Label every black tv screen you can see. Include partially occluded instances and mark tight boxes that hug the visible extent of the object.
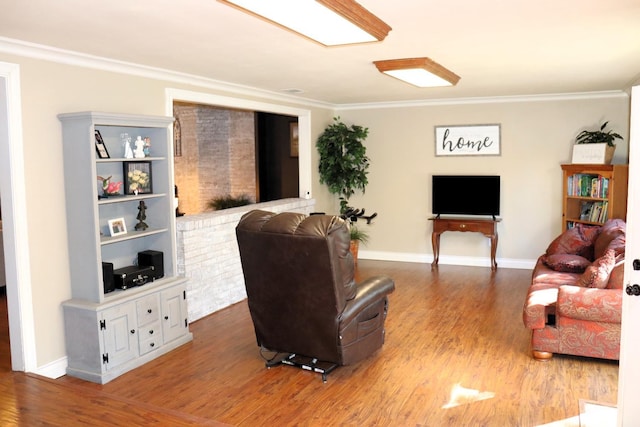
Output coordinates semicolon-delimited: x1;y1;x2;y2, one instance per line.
432;175;500;216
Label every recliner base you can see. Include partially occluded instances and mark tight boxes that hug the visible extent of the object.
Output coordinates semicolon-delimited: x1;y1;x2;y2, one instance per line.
266;353;338;383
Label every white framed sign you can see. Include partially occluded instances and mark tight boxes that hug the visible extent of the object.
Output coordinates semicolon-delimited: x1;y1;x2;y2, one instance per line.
435;124;501;156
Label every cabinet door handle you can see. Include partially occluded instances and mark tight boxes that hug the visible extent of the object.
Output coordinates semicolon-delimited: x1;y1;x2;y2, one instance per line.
164;315;169;320
147;309;152;314
130;329;135;335
149;330;154;335
150;343;155;348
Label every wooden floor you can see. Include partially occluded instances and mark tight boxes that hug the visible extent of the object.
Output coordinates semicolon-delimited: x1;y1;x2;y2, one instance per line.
0;261;619;426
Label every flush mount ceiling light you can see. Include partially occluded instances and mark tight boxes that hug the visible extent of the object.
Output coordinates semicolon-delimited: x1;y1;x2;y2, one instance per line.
219;0;391;46
373;58;460;88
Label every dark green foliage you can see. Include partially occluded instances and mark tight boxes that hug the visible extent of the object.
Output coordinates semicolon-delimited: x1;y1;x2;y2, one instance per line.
316;117;370;214
207;194;252;210
575;121;623;147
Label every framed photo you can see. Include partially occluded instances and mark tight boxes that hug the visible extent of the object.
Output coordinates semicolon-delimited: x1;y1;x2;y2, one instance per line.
108;217;127;237
95;130;110;159
290;122;299;158
434;124;501;157
124;161;152;195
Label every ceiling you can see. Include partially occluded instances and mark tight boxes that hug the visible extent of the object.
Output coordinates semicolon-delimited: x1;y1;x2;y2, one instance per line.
2;0;640;106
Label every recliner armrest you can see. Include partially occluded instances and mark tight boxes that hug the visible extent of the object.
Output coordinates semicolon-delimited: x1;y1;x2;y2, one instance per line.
557;285;622;323
340;276;395;325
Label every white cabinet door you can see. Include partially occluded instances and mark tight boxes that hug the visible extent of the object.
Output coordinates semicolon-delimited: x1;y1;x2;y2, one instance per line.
161;286;188;344
101;303;137;370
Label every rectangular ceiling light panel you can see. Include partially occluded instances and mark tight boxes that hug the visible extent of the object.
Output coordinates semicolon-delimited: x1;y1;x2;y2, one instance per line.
374;58;460;88
220;0;391;46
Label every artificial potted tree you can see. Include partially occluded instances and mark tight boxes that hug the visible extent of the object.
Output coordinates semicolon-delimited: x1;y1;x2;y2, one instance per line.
317;117;370;215
317;117;372;263
573;121;623;164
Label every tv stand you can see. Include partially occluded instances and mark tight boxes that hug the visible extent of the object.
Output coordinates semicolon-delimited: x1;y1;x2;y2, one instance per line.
429;216;501;271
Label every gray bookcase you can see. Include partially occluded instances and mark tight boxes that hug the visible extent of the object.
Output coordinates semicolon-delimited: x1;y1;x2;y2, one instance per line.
59;112;192;384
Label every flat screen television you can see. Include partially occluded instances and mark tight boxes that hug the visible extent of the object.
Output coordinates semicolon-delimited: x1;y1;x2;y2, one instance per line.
432;175;500;217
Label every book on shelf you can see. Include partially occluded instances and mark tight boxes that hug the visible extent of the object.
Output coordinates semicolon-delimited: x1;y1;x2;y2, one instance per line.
578;200;609;224
567;174;609;198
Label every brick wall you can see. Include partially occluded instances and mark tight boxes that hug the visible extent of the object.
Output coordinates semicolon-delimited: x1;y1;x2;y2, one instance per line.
173;103;256;215
176;198;315;322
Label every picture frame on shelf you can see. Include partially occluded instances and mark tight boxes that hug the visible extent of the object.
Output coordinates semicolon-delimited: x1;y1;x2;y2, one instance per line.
95;130;110;159
124;161;152;195
108;217;127;237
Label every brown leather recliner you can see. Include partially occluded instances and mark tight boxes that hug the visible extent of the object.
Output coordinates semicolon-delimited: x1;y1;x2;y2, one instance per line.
236;210;395;374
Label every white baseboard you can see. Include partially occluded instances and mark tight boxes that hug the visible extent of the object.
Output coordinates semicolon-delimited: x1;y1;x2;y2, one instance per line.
33;356;67;379
358;250;536;270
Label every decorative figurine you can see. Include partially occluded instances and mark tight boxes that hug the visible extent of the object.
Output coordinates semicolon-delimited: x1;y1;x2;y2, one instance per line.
134;201;148;231
134;136;146;158
121;133;134;159
97;175;122;198
143;137;151;156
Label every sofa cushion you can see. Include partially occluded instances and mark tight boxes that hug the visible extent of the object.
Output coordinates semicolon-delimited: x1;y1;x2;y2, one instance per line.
542;254;591;273
579;248;616;288
546;226;600;260
531;257;582;287
594;219;626;259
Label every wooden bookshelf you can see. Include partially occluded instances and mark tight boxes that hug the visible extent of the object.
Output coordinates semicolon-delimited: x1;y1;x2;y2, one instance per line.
561;164;628;230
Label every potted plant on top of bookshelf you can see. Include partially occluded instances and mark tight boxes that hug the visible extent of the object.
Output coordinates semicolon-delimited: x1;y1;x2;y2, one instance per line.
572;121;623;164
317;117;370;215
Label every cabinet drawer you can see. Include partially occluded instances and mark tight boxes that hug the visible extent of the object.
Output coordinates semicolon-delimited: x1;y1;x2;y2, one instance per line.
139;335;161;355
138;320;162;355
434;219;493;234
136;294;160;326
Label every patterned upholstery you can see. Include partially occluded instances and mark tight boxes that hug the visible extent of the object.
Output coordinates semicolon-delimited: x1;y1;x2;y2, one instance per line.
522;219;625;361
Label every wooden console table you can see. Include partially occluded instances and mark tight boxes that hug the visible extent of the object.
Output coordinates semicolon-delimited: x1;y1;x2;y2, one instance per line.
430;216;501;271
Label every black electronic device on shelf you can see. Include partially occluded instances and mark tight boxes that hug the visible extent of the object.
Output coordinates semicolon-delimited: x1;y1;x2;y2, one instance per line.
112;265;155;290
138;250;164;280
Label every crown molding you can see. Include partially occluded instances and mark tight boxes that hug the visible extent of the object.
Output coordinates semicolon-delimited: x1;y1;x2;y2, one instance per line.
0;37;333;110
0;37;630;112
336;90;629;111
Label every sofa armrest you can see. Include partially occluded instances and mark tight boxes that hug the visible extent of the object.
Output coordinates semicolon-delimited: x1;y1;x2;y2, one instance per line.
557;285;622;323
340;276;395;326
523;286;558;329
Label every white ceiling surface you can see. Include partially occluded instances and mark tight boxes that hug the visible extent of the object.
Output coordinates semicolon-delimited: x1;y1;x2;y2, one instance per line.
1;0;640;105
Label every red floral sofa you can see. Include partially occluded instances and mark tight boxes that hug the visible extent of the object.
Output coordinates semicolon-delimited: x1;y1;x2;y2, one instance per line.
522;219;625;361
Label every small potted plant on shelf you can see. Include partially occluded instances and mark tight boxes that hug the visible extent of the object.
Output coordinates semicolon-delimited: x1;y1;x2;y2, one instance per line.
573;121;623;164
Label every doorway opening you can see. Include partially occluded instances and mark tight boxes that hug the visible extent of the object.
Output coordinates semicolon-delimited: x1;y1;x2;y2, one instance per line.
167;89;311;215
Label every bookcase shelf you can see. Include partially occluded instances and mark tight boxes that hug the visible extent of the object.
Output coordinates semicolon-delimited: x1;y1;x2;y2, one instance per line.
561;164;628;230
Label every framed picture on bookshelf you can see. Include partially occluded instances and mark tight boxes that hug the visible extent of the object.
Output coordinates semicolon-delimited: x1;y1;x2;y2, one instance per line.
108;217;127;237
434;124;501;156
124;161;152;195
95;130;110;159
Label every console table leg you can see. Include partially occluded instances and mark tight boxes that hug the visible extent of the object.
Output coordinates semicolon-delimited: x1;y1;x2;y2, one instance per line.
490;233;498;270
431;232;441;269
